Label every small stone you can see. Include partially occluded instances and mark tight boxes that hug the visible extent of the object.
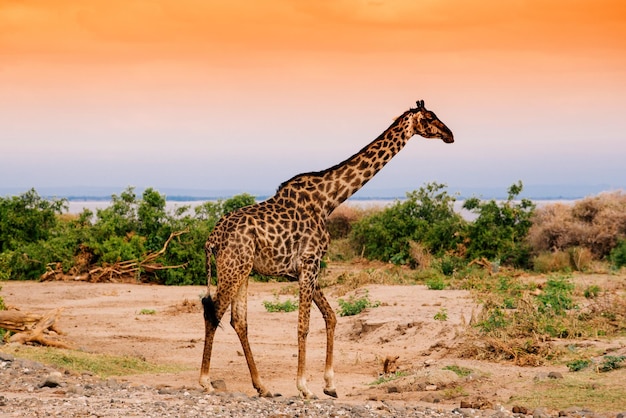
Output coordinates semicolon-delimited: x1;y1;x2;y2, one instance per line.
38;371;63;388
211;379;227;391
453;407;477;417
533;407;551;418
513;405;529;414
548;371;563;379
421;393;440;403
0;353;15;362
386;385;399;393
106;378;120;389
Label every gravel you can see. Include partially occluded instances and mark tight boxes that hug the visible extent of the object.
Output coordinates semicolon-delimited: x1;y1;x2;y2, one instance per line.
1;352;621;417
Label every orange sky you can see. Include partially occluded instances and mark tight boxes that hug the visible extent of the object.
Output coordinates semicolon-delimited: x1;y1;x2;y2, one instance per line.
4;1;625;80
1;1;626;196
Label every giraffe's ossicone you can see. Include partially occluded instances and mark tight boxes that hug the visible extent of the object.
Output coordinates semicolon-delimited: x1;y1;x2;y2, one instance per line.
199;100;454;399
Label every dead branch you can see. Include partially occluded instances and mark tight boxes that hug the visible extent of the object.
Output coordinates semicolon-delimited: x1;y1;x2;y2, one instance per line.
42;229;190;282
1;308;72;349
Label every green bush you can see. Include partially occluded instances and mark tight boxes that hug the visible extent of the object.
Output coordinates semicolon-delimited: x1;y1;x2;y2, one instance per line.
0;189;67;253
536;275;575;315
349;182;465;265
567;359;591;372
599;355;625;372
609;239;626;269
0;187;256;284
425;275;447;290
262;297;299;313
337;290;380;316
462;181;535;268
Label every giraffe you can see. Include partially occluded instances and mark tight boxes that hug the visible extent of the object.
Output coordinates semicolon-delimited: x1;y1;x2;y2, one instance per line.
199;100;454;399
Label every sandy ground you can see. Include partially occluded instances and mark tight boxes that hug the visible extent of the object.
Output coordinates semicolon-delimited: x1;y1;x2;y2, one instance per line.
1;265;625;413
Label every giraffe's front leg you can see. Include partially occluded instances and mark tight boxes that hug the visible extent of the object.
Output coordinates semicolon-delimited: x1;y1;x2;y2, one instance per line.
313;284;338;398
296;277;317;399
231;279;274;398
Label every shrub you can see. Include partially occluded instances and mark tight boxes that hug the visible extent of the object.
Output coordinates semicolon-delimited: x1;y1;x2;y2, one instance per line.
532;251;571;273
337;290;380;316
462;181;535;267
426;275;447;290
568;246;593;271
528;191;626;259
567;359;591;372
262;296;298;313
0;189;67;253
609;239;626;269
584;285;601;299
349;182;465;265
599;355;625;372
0;187;257;284
536;275;575;315
434;308;448;321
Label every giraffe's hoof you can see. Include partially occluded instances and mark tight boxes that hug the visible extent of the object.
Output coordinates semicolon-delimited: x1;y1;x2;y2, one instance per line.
323;388;338;398
257;387;279;398
302;392;318;400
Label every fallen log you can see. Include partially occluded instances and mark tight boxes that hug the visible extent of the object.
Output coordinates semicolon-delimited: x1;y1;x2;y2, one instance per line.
0;308;72;349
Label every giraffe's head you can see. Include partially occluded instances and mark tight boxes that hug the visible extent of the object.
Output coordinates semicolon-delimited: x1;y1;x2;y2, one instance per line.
407;100;454;144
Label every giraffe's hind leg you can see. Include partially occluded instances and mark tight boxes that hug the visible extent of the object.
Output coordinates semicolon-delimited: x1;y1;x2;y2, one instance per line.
199;252;247;392
230;278;274;397
313;283;338;398
199;291;230;392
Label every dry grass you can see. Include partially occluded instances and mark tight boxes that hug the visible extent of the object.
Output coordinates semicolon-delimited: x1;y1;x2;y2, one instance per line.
510;367;626;413
408;241;433;269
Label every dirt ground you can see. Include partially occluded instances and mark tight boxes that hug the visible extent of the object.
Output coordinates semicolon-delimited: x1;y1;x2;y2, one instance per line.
1;263;625;413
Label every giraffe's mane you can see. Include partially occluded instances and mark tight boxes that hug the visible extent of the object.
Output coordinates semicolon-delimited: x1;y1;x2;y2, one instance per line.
274;108;415;194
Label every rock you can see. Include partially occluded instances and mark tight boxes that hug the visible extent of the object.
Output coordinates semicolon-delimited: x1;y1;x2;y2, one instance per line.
533;407;551;418
548;371;563;379
0;353;15;362
420;393;440;403
106;378;120;389
513;405;530;414
38;371;63;388
452;407;478;417
211;379;227;391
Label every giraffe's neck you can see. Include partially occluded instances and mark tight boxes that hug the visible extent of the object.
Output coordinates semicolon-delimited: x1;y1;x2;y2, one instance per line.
273;111;415;218
322;112;413;211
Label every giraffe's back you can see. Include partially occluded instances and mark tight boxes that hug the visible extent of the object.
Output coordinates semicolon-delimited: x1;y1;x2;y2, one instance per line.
206;201;327;279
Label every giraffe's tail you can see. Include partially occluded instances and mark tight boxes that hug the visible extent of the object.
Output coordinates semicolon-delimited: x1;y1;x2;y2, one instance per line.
203;239;220;329
202;294;219;329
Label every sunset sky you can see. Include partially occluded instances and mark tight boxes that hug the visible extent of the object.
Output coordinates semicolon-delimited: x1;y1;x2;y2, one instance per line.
1;0;625;199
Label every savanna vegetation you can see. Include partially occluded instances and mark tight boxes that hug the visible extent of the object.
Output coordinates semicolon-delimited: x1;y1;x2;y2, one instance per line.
1;183;625;362
1;182;626;285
